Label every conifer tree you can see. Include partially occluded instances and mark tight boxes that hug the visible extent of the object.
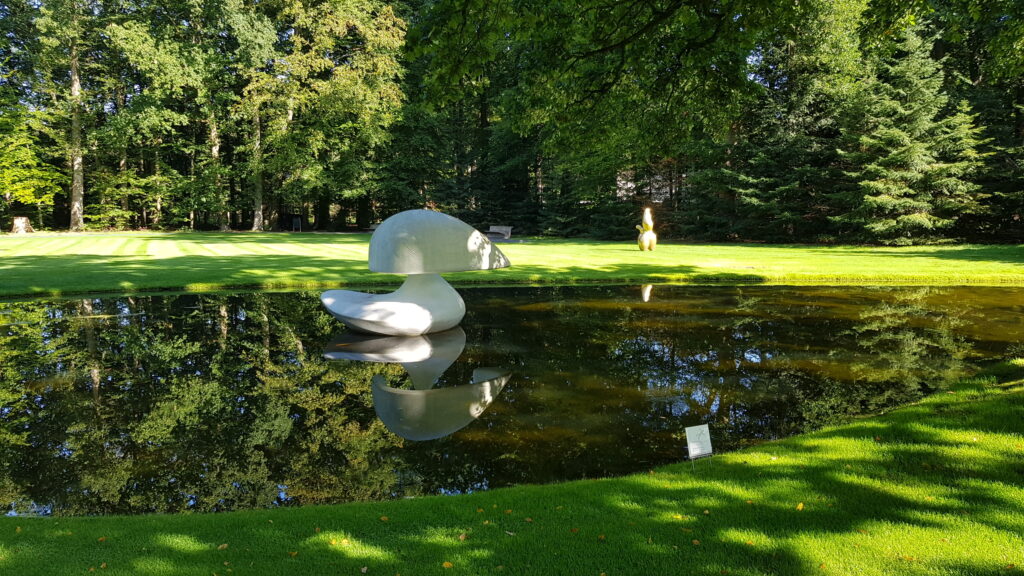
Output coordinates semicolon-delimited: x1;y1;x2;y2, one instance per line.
832;29;987;244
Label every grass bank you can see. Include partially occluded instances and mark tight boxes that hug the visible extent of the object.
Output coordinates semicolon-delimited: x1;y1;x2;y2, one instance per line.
0;360;1021;575
0;232;1022;297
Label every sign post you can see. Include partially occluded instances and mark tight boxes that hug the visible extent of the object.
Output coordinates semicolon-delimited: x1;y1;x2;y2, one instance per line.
685;424;713;470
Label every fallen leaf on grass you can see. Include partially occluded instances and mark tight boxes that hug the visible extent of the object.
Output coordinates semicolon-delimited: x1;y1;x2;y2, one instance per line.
100;563;107;569
703;510;710;515
476;508;484;513
570;528;579;533
524;518;533;523
288;551;298;558
692;540;701;546
98;537;107;543
443;562;454;569
361;567;368;574
459;533;468;541
672;514;683;520
379;516;389;522
505;531;516;536
218;544;229;550
598;534;606;541
796;503;805;511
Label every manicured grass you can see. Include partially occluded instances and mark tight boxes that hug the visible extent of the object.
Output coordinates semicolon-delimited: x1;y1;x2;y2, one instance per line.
0;231;1022;297
1;360;1021;575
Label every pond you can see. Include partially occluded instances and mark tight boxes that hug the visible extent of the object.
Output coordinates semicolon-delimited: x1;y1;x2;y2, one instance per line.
1;285;1021;516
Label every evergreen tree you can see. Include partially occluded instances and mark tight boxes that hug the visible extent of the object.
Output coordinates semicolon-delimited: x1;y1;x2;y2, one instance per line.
831;29;987;244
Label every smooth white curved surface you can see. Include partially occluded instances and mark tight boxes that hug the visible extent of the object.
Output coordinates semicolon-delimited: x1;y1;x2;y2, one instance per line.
321;273;466;336
371;368;511;441
323;328;467;389
369;210;511;273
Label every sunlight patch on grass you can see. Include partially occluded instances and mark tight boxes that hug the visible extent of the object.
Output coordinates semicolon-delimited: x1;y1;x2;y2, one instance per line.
129;557;180;575
153;533;209;553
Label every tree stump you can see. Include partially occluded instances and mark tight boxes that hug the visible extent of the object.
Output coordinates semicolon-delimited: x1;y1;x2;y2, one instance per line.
11;217;34;234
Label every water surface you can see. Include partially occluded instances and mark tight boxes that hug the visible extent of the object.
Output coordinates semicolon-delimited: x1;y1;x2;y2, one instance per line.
0;285;1020;516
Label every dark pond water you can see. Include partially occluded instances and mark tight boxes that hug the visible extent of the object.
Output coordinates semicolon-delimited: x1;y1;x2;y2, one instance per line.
1;285;1021;516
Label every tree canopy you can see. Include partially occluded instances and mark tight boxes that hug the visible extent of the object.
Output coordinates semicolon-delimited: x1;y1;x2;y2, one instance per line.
0;0;1020;243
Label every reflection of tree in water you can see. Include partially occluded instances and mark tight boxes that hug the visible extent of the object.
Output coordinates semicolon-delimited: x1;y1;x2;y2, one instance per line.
0;286;998;515
603;287;972;445
843;287;969;400
0;293;407;515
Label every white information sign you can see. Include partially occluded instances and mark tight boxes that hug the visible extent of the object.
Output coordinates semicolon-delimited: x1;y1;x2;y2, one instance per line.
685;424;713;460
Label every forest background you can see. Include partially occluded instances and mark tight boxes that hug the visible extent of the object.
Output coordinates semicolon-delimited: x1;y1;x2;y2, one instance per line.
1;0;1021;245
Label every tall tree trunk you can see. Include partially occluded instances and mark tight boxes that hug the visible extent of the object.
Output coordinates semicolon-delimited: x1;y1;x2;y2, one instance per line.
152;144;162;226
69;39;85;231
209;113;229;231
251;110;264;231
535;152;544;202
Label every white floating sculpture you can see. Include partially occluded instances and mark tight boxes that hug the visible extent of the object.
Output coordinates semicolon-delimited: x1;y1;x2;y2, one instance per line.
371;369;511;441
636;207;657;251
324;328;466;389
321;210;511;336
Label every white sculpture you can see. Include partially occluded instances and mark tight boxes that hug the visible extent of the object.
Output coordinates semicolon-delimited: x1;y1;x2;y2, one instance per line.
321;210;510;336
322;328;510;441
324;328;466;389
371;369;510;441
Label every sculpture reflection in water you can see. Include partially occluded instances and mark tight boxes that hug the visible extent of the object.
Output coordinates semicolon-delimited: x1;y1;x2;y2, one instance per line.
324;327;510;441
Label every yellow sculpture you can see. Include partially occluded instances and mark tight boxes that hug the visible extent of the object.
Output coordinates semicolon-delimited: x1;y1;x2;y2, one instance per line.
636;207;657;251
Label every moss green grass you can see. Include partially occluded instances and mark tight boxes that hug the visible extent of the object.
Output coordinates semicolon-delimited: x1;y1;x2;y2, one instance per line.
0;360;1021;575
0;232;1022;297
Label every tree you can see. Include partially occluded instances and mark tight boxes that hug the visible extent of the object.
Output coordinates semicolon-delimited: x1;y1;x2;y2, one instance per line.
831;29;987;244
0;91;64;228
35;0;104;231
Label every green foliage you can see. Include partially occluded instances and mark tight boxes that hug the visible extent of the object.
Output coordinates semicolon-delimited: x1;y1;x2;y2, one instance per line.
0;0;1019;242
832;29;987;244
0;105;64;218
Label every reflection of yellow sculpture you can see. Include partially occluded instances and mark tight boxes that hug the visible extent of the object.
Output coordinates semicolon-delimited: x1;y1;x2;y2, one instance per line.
636;208;657;251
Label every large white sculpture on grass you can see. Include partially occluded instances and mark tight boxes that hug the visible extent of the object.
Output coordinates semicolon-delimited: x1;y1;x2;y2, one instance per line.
321;210;511;336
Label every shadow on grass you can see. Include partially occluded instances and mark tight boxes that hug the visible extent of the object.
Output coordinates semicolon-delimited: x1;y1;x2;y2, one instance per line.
0;252;769;299
0;372;1020;575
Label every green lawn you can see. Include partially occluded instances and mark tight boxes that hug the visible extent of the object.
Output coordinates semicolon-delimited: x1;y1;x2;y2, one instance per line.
0;360;1021;576
0;231;1022;297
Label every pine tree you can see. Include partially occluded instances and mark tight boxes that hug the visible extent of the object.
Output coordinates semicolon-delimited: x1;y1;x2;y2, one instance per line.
832;29;987;245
